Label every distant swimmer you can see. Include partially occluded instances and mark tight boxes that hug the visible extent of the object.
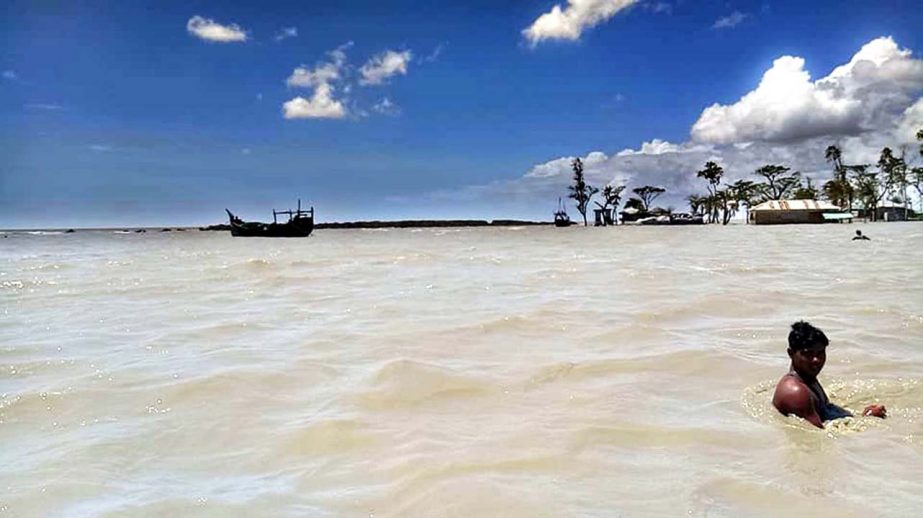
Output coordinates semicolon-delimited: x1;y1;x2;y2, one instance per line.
852;230;871;240
772;321;886;428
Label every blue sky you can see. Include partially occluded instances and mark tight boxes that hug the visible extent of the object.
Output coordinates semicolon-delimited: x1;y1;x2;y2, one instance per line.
2;0;922;227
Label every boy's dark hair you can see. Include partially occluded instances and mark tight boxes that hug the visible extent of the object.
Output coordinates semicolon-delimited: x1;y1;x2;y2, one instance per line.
788;321;829;351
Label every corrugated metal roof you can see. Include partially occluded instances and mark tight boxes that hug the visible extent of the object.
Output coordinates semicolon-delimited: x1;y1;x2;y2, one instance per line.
750;200;842;211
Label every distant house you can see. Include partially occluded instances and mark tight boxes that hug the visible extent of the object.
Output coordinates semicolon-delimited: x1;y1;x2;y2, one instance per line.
854;200;916;221
748;200;853;225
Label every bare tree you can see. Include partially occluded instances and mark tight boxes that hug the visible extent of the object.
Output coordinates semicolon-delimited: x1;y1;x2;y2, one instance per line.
567;158;598;226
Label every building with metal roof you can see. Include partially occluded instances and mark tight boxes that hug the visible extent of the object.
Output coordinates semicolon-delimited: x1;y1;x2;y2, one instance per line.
748;199;853;225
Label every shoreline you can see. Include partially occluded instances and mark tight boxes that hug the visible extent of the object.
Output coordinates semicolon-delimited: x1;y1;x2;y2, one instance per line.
1;219;553;233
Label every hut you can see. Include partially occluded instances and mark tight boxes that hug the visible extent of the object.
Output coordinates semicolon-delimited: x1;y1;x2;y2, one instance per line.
748;200;853;225
854;200;916;221
593;207;614;226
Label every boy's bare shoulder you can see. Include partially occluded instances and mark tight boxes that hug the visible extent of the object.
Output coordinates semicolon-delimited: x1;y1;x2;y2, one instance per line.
772;376;814;413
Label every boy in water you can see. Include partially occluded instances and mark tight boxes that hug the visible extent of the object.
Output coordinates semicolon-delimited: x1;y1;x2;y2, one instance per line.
772;321;886;428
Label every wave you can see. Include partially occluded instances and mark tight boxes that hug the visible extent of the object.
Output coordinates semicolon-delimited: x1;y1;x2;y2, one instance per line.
357;359;493;409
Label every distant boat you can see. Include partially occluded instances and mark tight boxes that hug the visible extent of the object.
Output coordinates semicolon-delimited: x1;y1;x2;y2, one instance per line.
554;198;572;227
226;200;314;237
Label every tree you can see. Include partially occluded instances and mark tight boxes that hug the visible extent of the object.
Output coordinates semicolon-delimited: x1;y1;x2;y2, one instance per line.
632;186;666;212
754;165;801;200
914;129;923;214
792;177;819;200
696;161;724;223
728;180;758;224
824;144;855;210
687;194;706;216
825;145;843;173
594;184;626;225
567;158;598;226
911;166;923;214
878;147;910;220
624;197;645;211
851;165;879;220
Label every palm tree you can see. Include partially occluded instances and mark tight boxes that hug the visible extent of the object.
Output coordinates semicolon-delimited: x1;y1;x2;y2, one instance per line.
824;144;855;210
567;158;598;226
687;194;706;216
728;180;757;223
594;184;626;225
825;145;843;172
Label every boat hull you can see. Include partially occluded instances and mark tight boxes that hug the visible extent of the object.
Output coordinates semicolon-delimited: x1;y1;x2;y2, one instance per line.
226;209;313;237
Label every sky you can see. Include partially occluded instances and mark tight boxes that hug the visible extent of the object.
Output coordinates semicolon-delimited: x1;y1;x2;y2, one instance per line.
2;0;923;228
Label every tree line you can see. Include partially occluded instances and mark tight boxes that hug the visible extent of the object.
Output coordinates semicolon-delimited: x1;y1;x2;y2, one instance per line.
566;127;923;226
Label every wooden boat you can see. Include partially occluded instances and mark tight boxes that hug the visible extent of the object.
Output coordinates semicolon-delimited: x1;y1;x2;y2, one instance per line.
225;200;314;237
554;198;572;227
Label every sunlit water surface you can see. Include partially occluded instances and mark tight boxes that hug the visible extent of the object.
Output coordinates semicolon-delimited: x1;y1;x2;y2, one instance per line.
1;224;922;517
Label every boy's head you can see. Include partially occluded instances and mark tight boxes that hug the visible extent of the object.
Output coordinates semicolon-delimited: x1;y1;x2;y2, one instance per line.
787;321;828;378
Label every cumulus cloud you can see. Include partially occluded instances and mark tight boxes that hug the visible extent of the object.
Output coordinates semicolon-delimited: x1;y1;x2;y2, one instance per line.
283;43;352;119
283;85;347;119
712;11;748;29
523;0;638;46
274;27;298;41
359;50;412;86
186;15;248;43
691;36;923;144
435;36;923;214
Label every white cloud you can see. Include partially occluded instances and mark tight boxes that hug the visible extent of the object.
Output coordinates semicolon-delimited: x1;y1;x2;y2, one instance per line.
286;42;351;88
274;27;298;42
24;103;63;110
645;2;672;15
2;70;17;80
283;43;352;120
359;50;413;86
372;97;401;116
424;43;445;63
89;145;112;152
712;11;748;29
691;36;923;144
434;36;923;215
283;84;346;119
523;0;638;46
241;148;252;155
186;15;248;43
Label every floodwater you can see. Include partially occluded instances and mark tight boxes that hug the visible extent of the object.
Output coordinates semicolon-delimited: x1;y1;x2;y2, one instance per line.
1;224;921;516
